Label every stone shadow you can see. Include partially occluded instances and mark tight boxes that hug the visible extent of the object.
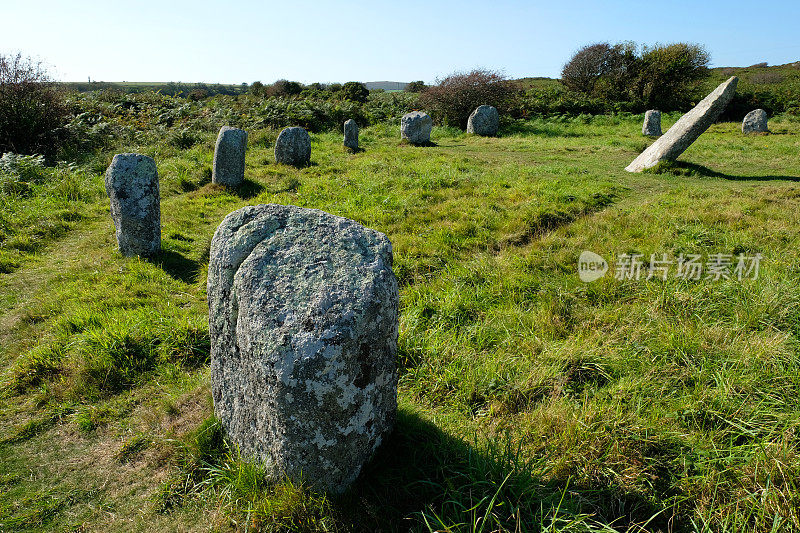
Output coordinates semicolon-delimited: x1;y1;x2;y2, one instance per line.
500;122;584;138
231;178;266;200
652;161;800;182
331;408;675;532
148;249;200;284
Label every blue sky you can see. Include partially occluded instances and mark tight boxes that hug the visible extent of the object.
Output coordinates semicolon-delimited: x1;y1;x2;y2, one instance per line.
3;0;800;83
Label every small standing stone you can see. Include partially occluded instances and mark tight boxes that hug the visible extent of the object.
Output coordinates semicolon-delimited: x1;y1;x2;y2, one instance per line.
105;153;161;257
742;109;768;134
642;110;662;136
212;126;247;187
400;111;432;145
208;204;399;493
467;105;499;136
343;119;359;150
275;127;311;167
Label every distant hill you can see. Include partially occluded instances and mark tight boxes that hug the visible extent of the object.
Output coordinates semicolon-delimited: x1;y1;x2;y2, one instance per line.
365;81;408;91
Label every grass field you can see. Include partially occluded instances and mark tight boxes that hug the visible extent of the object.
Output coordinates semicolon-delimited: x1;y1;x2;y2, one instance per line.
1;113;800;531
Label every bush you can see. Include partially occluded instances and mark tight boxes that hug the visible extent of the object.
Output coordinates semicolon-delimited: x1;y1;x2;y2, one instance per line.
560;41;710;111
419;69;515;128
633;43;710;109
0;53;69;157
561;42;636;97
267;79;303;97
341;81;369;103
249;81;265;96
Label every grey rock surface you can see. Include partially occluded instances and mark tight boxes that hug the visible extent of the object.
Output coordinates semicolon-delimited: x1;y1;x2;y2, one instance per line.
742;109;768;133
275;127;311;166
212;126;247;187
105;153;161;257
343;119;359;150
642;110;662;136
400;111;432;145
208;204;399;493
625;77;739;172
466;105;499;136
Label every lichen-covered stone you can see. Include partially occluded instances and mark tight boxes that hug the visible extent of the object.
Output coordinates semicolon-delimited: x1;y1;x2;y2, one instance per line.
400;111;432;145
467;105;499;136
626;77;738;172
208;204;399;493
212;126;247;187
274;127;311;167
343;119;359;150
742;109;768;133
642;110;662;136
105;153;160;257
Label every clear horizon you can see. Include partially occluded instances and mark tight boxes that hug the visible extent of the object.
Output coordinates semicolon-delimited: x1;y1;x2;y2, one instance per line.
3;0;800;85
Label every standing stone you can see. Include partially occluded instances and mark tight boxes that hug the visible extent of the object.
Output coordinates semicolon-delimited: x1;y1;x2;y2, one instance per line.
742;109;768;133
467;105;499;136
343;119;359;150
400;111;432;145
642;110;662;136
625;77;739;172
208;204;399;493
212;126;247;187
275;127;311;166
105;153;160;257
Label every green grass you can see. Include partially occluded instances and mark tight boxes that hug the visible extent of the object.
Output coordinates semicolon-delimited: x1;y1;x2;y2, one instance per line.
1;112;800;531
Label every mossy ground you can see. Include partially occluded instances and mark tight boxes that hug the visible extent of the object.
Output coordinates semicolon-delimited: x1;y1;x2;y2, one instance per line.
1;114;800;531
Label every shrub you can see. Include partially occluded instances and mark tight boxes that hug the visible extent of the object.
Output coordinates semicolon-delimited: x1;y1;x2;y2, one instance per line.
0;53;69;157
560;41;710;111
249;81;265;96
561;42;636;97
187;88;209;101
632;43;710;109
419;69;515;128
267;79;303;97
341;81;369;103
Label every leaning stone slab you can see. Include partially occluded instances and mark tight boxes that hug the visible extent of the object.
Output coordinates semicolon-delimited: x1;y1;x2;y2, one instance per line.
642;110;662;136
275;127;311;166
625;77;738;172
208;204;399;493
401;111;432;145
105;153;160;257
742;109;768;133
467;105;499;136
212;126;247;187
343;119;359;150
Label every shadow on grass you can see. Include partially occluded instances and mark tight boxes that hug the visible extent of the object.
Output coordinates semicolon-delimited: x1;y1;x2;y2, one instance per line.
234;178;266;200
650;161;800;182
400;140;439;147
500;122;584;138
333;408;674;531
149;249;199;284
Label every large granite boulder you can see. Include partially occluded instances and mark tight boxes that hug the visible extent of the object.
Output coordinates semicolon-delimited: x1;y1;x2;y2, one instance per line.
467;105;499;136
642;110;662;136
208;204;399;493
275;127;311;166
343;119;359;150
742;109;768;133
400;111;432;145
105;153;160;257
625;77;738;172
212;126;247;187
